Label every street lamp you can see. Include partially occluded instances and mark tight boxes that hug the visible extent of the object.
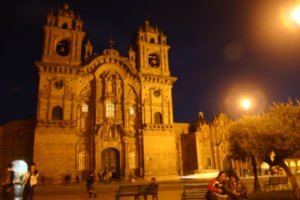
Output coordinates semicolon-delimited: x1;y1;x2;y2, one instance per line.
291;6;300;25
240;98;251;111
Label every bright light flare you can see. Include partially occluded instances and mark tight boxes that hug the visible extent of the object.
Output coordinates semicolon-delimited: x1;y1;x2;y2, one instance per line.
291;6;300;25
240;99;251;111
281;3;300;31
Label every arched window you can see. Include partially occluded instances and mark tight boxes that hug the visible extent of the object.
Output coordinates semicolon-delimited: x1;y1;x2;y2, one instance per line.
150;38;155;43
78;151;88;170
52;106;63;120
105;101;115;118
62;23;68;29
154;112;162;124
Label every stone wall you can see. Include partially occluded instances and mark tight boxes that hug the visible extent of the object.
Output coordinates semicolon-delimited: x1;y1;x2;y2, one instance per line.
0;120;35;173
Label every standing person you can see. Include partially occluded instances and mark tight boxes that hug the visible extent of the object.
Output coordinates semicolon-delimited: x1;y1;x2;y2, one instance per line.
224;172;247;200
22;163;39;200
86;171;97;198
1;163;14;200
206;171;228;200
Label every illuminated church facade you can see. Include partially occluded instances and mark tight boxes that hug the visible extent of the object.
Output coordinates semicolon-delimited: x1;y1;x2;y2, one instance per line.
33;4;183;183
0;4;264;184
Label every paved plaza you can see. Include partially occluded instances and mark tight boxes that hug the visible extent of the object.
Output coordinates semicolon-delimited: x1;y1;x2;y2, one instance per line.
3;176;298;200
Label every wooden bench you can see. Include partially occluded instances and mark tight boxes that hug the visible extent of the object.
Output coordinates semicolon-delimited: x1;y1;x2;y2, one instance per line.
115;184;158;200
263;176;288;191
181;183;207;200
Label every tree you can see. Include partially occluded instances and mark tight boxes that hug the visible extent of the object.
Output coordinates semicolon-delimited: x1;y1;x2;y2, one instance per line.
228;100;300;198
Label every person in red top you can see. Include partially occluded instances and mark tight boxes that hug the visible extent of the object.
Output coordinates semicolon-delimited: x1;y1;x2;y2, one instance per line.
206;171;228;200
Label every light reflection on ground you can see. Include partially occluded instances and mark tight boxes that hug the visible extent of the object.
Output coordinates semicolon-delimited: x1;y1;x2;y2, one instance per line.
181;170;219;180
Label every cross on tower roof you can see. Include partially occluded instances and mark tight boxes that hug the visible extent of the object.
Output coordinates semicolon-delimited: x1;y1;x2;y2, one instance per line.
108;37;115;49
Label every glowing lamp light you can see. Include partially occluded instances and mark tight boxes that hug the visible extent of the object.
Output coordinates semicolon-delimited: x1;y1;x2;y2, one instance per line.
291;6;300;25
241;99;251;111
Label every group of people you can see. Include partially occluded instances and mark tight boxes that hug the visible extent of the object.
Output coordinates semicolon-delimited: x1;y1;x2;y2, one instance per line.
99;168;113;183
206;171;248;200
1;162;39;200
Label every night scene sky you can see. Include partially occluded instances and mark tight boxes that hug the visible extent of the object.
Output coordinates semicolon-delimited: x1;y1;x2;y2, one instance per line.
1;0;300;125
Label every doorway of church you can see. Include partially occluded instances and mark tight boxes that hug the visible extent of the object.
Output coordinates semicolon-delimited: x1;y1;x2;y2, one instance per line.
101;148;120;179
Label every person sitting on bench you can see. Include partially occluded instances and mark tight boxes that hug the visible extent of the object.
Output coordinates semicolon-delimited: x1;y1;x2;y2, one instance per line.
206;171;228;200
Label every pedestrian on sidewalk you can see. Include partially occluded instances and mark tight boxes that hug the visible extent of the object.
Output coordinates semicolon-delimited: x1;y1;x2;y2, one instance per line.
1;163;15;200
86;171;97;198
22;162;39;200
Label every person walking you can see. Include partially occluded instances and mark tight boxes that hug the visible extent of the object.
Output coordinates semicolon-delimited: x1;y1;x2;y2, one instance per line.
86;171;97;198
1;163;14;200
22;163;39;200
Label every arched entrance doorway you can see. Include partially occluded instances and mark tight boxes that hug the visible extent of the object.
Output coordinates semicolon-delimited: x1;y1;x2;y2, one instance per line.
101;148;120;179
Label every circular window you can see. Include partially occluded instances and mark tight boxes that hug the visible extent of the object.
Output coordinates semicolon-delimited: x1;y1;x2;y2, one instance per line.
154;90;161;97
54;80;64;89
56;39;70;56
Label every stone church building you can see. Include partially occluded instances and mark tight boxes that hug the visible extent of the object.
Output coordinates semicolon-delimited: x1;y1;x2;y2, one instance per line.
0;4;249;184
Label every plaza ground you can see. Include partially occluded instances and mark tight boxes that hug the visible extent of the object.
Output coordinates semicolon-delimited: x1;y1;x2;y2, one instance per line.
5;175;299;200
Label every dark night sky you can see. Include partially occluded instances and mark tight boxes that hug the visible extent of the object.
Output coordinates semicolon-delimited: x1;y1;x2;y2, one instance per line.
1;0;300;124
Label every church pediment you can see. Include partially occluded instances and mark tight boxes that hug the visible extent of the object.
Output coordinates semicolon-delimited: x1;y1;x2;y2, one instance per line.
81;54;137;79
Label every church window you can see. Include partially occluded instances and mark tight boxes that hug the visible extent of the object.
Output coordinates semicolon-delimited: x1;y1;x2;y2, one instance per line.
150;38;155;43
154;112;162;124
129;106;135;116
78;151;88;170
52;106;63;120
62;23;68;29
56;39;70;57
54;80;64;89
82;103;88;113
105;101;115;118
148;53;160;68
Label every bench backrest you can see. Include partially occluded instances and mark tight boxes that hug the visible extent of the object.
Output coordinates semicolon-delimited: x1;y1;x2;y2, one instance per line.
268;176;288;185
118;185;140;195
140;184;158;195
278;176;288;184
182;184;207;199
118;184;158;195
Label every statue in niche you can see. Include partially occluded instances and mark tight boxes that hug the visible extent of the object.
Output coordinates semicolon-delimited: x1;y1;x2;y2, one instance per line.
99;122;120;140
129;151;137;169
129;116;135;132
116;77;122;100
97;78;103;100
106;75;116;95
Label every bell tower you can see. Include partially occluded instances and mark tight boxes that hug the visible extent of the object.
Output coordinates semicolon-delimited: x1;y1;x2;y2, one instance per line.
132;19;170;76
132;20;176;126
41;3;85;66
132;20;178;178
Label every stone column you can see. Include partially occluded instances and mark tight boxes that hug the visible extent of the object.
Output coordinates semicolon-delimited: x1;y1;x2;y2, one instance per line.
138;133;144;177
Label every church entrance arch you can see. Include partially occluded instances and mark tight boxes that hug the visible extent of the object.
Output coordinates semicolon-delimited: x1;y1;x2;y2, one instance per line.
101;148;120;179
